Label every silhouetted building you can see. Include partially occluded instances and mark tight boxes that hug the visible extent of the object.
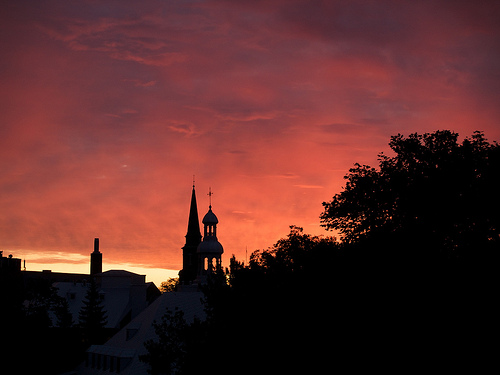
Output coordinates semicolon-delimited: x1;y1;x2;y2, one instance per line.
91;238;102;275
22;238;102;286
14;238;160;329
0;251;21;274
78;184;225;374
179;185;202;284
22;269;88;286
196;200;224;283
78;291;205;375
19;238;102;286
55;270;160;329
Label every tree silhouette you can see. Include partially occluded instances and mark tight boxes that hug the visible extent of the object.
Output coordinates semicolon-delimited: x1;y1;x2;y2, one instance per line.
53;295;73;328
197;227;338;374
321;130;499;264
23;281;73;328
79;279;107;344
141;130;497;374
141;309;189;375
319;130;498;370
159;277;179;293
141;229;339;375
5;278;85;373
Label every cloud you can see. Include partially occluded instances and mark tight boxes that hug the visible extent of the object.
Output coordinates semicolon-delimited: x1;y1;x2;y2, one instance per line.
320;123;372;135
293;184;324;189
125;80;157;88
21;251;88;265
277;173;299;179
217;110;282;122
1;0;499;272
38;12;190;67
110;50;188;66
167;122;200;137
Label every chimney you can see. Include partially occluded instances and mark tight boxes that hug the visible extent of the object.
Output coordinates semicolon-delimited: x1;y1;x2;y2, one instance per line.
90;237;102;275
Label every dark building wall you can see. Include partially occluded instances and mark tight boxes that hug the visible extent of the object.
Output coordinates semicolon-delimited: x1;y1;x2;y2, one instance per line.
0;251;21;273
91;252;102;275
22;270;89;284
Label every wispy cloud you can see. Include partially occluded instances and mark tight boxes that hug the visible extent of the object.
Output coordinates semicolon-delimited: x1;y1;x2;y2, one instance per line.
293;184;324;189
167;122;200;137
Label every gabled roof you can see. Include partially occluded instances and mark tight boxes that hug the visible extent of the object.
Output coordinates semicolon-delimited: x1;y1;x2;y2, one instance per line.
96;270;144;277
78;291;205;375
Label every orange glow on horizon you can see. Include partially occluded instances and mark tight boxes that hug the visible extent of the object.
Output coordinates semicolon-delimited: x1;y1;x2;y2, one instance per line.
19;249;179;287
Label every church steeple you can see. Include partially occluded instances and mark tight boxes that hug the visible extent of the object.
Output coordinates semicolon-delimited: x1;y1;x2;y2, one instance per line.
179;184;202;284
196;189;223;282
186;184;202;244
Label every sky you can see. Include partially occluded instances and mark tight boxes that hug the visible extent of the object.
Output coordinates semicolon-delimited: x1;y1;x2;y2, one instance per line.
1;0;499;286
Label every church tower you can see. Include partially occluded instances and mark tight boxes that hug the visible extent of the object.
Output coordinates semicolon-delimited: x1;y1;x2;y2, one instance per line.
197;189;223;282
179;184;202;284
90;238;102;275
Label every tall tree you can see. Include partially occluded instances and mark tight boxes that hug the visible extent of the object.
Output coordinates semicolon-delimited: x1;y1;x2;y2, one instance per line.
321;130;499;263
79;278;107;344
141;229;339;375
53;295;73;328
318;131;498;371
140;309;192;375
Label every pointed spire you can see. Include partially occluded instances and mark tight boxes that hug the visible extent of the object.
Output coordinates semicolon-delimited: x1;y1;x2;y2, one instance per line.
186;184;202;243
181;183;202;284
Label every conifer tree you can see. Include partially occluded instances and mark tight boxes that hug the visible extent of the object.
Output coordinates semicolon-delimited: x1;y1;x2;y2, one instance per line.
79;278;107;343
53;295;73;328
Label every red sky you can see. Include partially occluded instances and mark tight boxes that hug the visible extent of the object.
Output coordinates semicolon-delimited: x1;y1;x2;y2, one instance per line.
1;1;499;282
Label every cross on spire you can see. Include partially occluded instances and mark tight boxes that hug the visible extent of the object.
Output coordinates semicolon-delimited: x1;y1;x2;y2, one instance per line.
208;187;213;207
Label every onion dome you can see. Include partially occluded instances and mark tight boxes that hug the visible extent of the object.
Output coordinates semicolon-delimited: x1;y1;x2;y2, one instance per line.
202;206;219;224
197;237;224;254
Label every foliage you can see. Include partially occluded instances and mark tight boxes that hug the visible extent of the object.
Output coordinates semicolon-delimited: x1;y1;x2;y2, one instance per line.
321;130;500;262
159;277;179;293
317;130;498;368
200;227;338;373
142;219;496;373
141;309;188;375
23;287;54;328
142;130;498;374
141;228;339;374
140;308;208;375
249;225;336;275
3;277;84;374
53;296;74;328
23;281;73;328
79;278;108;344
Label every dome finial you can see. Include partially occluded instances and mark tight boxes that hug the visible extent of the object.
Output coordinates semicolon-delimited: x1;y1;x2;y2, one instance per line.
208;186;213;208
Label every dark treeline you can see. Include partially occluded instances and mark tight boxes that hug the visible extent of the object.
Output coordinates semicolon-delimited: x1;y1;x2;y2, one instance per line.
143;130;498;374
0;274;111;374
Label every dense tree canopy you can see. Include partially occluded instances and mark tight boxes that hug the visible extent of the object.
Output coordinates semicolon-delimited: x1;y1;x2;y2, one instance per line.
321;130;499;263
142;130;497;374
141;227;339;374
